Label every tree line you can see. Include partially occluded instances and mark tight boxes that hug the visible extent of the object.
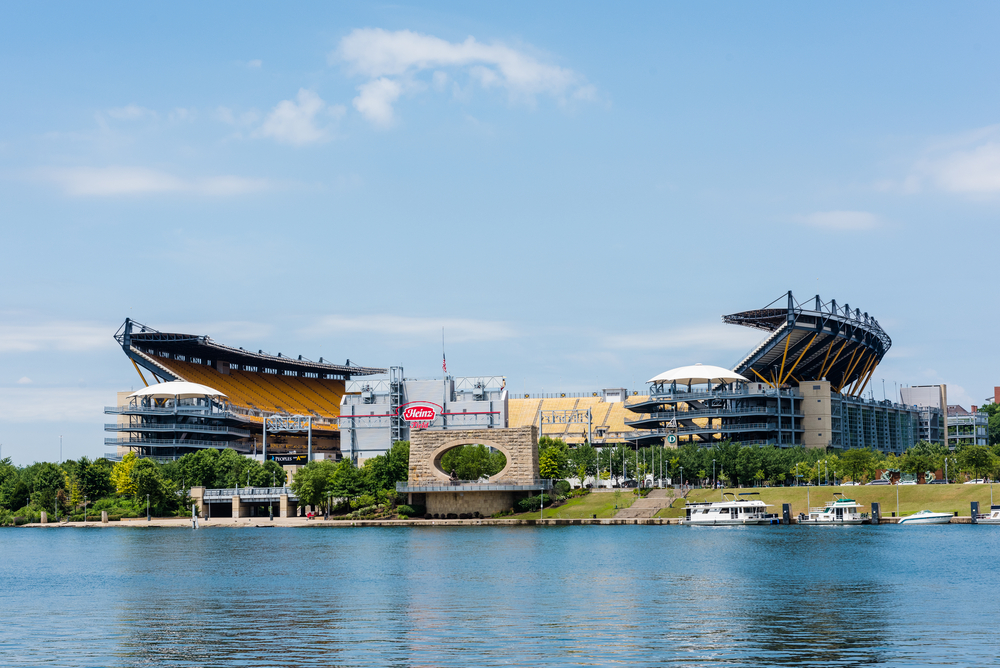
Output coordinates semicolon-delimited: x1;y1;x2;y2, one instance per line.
536;437;1000;487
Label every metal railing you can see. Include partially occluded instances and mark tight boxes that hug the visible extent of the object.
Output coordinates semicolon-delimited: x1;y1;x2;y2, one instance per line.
204;486;294;499
625;407;805;423
626;387;799;405
104;437;252;449
104;423;251;437
396;480;553;492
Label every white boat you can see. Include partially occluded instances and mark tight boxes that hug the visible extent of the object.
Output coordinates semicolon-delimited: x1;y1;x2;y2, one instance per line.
682;492;780;525
975;505;1000;524
897;510;953;525
798;492;869;525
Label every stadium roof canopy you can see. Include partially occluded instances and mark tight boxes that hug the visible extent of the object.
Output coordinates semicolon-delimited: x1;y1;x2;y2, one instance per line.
114;318;386;382
724;291;891;396
129;381;226;399
648;364;748;385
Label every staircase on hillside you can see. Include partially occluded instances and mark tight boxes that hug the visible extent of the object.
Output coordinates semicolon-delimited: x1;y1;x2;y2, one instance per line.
614;488;677;519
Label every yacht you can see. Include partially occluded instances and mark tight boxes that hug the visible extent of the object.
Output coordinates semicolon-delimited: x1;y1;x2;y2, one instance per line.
798;492;869;525
682;492;780;525
975;505;1000;524
897;510;953;525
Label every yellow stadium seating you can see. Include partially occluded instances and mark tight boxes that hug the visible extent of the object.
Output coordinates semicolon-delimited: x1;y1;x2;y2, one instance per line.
148;356;344;426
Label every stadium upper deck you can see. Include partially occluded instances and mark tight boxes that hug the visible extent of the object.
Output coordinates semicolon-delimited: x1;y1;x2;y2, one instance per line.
725;291;891;396
109;319;386;459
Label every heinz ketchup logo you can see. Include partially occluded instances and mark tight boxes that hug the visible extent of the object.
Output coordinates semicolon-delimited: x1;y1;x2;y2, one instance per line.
402;406;436;421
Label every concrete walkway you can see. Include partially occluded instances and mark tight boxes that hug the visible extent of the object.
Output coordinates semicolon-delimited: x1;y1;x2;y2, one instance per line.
615;489;677;519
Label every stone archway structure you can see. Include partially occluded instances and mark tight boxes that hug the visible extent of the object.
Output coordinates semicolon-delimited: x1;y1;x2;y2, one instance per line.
401;426;547;517
408;426;539;486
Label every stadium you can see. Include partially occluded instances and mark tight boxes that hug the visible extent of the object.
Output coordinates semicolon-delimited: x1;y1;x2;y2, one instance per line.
621;292;925;453
105;319;385;463
106;291;944;466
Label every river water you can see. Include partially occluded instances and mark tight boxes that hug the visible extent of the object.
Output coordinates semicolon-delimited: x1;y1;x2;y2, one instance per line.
1;524;997;667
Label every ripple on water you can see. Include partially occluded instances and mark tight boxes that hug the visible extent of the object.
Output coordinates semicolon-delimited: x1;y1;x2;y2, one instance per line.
1;524;998;667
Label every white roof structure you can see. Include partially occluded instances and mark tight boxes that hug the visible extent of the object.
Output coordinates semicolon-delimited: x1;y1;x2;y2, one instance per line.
647;363;749;386
129;381;226;399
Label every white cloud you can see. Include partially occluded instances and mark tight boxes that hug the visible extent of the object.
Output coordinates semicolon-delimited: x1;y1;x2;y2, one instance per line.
247;59;263;69
603;324;762;353
16;377;31;385
333;28;591;124
216;106;261;128
168;107;196;123
0;388;109;422
799;210;882;231
917;141;1000;194
352;78;403;126
900;125;1000;195
0;322;110;353
256;89;344;145
38;166;270;196
106;104;157;121
301;314;518;344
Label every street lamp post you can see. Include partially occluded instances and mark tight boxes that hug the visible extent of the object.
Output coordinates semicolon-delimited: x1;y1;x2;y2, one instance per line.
146;493;150;522
713;459;716;489
84;495;87;523
325;492;331;521
270;471;275;521
680;466;684;490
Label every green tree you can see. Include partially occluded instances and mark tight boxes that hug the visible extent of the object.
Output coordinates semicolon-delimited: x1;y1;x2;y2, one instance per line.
839;448;877;483
31;462;65;511
569;442;598;485
537;437;570;477
958;444;995;481
175;448;222;488
539;450;561;479
439;444;505;480
331;459;366;500
363;441;410;494
77;457;114;500
977;402;1000;446
290;460;338;507
132;459;170;510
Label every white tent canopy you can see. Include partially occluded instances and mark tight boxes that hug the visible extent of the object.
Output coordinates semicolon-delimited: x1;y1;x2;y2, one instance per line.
129;381;227;399
647;363;749;386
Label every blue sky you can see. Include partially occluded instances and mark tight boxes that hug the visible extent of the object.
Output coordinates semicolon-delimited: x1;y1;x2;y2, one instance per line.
2;2;999;464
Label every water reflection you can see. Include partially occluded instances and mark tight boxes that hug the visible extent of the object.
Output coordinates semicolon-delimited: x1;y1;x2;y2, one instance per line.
2;524;999;666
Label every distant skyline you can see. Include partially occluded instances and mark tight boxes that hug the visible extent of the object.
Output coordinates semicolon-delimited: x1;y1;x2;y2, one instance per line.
2;3;1000;464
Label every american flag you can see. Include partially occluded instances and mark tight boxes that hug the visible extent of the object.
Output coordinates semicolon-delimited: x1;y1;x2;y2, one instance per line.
442;351;447;374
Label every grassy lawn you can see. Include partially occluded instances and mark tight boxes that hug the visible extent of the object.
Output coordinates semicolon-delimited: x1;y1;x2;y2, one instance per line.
510;490;636;520
673;484;997;517
654;497;690;519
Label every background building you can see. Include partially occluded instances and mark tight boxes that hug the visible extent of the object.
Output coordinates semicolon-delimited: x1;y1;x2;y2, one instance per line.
946;405;988;448
339;369;507;462
901;385;948;446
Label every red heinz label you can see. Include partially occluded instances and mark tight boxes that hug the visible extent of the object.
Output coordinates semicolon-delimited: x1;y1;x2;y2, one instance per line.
402;405;436;422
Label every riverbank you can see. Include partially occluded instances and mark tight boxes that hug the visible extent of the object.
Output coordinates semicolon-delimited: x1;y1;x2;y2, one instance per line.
664;483;996;518
15;513;981;528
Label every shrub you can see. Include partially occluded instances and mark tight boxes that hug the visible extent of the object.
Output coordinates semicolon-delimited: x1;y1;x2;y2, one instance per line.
554;480;572;496
517;494;554;513
567;488;591;499
396;504;415;516
350;494;377;510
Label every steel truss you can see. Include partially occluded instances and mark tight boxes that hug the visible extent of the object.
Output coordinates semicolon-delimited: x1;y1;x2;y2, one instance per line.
725;291;892;394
